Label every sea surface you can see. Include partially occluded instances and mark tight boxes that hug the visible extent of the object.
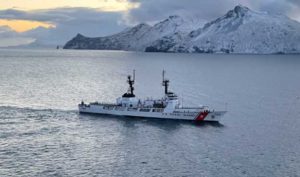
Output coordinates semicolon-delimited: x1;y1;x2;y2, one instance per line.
0;49;299;177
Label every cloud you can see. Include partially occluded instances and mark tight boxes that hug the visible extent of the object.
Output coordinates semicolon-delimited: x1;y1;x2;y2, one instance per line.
0;19;54;32
0;8;129;46
246;0;300;20
0;26;18;37
0;0;300;47
125;0;300;24
0;37;35;47
0;0;140;12
125;0;236;24
0;26;35;47
0;8;122;24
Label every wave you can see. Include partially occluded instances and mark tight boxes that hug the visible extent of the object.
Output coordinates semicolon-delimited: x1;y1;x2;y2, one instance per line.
0;105;78;113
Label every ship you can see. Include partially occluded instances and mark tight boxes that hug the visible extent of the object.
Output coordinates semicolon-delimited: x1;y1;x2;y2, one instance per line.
79;71;227;122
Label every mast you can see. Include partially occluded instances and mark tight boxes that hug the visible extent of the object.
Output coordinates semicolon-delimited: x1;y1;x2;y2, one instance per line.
162;70;169;95
123;70;135;97
128;70;135;95
133;69;135;82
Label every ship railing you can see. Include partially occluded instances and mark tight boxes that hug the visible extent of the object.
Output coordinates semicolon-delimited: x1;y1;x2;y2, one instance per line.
174;110;199;113
127;108;138;111
180;106;209;109
79;103;90;107
115;107;126;111
90;102;118;106
152;108;164;113
139;108;151;112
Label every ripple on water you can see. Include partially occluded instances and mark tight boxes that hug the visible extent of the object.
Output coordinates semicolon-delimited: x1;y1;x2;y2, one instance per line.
0;50;300;177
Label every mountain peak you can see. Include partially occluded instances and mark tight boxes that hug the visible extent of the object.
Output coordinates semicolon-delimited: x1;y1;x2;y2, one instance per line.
64;5;300;54
128;23;150;32
75;33;85;38
234;5;250;15
168;15;180;19
153;15;183;28
135;23;150;28
222;5;251;19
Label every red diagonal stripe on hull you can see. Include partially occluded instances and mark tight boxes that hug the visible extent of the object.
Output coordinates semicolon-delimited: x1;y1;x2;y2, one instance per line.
195;111;209;121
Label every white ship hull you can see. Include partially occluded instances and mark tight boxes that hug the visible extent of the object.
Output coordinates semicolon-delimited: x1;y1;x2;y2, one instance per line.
79;70;227;122
79;104;226;122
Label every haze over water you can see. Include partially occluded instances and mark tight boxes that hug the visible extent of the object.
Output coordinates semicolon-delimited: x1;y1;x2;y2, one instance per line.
0;49;299;177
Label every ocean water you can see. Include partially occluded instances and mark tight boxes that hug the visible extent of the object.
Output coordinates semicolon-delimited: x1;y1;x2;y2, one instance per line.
0;49;299;177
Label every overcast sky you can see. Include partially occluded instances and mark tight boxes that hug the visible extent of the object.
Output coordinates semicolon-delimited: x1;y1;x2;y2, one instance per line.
0;0;300;47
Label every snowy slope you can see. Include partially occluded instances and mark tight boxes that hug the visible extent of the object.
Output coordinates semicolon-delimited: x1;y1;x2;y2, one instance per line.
64;5;300;54
64;15;201;50
147;5;300;54
63;23;150;50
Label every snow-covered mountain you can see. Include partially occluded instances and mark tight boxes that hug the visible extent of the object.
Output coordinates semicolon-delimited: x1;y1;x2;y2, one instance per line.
64;5;300;54
147;5;300;54
64;15;201;50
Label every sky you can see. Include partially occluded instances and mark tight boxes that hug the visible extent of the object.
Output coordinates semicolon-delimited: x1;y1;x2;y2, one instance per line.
0;0;300;47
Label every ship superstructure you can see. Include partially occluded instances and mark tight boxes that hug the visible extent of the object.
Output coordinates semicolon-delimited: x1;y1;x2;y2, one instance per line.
79;71;226;122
